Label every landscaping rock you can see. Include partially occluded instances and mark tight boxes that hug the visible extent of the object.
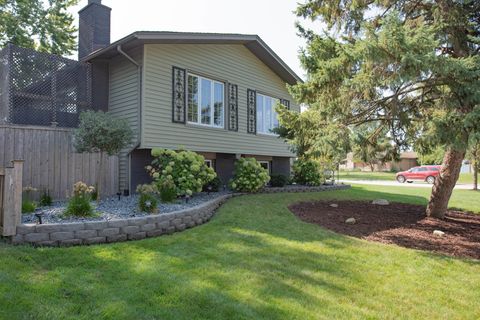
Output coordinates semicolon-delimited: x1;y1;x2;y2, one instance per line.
329;204;338;208
433;230;445;237
372;199;390;206
345;217;356;224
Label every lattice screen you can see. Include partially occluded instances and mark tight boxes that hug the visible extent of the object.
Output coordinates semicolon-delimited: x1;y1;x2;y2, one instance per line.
0;44;92;127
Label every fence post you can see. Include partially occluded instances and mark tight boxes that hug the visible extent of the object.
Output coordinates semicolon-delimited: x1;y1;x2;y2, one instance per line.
2;160;23;236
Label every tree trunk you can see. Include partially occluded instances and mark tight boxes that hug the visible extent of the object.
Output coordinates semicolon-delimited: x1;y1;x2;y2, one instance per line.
426;148;465;218
473;159;478;191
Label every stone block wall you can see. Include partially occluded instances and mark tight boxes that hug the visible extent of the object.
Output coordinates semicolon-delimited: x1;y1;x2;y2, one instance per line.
11;194;233;247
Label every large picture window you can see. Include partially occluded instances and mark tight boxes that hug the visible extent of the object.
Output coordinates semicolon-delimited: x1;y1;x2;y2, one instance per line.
187;74;224;128
256;93;279;134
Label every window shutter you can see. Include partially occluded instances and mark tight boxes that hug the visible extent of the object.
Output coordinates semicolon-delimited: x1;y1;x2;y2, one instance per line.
172;66;186;123
247;89;256;134
280;99;290;110
227;83;238;131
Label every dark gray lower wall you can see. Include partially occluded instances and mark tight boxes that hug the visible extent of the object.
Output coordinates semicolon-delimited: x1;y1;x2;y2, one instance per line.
130;149;153;191
272;157;291;177
130;150;292;190
215;153;237;185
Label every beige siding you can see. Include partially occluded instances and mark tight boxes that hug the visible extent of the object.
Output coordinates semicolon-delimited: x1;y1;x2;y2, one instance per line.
108;47;142;190
142;44;298;157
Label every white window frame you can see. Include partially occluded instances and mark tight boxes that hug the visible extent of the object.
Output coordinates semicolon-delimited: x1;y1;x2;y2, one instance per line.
204;159;213;168
256;93;279;135
258;160;270;173
187;73;225;128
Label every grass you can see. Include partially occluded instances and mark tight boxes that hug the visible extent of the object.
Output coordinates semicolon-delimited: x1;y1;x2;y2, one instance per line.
1;185;479;320
340;170;475;184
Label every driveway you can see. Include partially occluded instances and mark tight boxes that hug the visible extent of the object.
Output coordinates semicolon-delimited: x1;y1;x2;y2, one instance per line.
339;179;475;190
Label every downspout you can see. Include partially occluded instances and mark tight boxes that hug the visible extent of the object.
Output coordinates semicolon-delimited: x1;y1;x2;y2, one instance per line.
117;44;142;193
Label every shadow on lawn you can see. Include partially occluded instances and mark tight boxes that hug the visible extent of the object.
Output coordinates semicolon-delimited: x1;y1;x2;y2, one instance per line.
2;189;476;319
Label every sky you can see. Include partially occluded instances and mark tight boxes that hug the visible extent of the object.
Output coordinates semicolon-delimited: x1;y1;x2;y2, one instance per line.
68;0;323;80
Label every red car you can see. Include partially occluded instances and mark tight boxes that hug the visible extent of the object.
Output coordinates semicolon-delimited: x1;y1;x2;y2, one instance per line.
396;165;441;184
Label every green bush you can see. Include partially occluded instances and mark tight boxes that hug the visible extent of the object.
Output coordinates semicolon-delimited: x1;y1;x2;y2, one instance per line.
292;158;324;186
138;193;158;213
270;174;288;187
136;184;160;212
147;148;216;197
159;179;177;203
22;186;37;213
229;158;270;192
203;176;222;192
22;200;36;213
39;189;53;206
64;182;95;217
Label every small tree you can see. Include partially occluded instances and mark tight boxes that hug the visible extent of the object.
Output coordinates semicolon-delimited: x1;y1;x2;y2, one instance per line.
73;111;133;201
466;137;480;191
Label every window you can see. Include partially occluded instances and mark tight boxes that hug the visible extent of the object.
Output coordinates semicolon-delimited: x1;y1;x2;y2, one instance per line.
259;160;270;173
204;159;212;168
187;74;224;127
256;94;279;134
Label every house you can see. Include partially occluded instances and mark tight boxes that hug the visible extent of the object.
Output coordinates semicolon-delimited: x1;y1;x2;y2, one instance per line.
77;0;301;193
341;151;419;172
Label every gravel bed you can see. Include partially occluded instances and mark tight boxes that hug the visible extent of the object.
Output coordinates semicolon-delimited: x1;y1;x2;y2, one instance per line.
22;191;231;224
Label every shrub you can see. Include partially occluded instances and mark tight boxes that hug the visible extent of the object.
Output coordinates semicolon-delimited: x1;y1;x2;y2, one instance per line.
22;200;36;213
136;184;159;212
39;189;53;206
147;148;216;197
64;182;95;217
22;186;37;213
159;178;177;203
292;158;324;186
229;158;270;192
203;176;222;192
270;174;288;187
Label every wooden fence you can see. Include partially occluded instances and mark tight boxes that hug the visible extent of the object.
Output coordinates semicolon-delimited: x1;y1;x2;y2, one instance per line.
0;160;23;236
0;125;119;200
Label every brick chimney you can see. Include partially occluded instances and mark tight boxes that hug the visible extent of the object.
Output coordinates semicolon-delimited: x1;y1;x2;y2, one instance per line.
78;0;111;60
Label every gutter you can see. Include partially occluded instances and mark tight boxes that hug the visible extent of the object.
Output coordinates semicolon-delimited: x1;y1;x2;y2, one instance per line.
117;44;142;192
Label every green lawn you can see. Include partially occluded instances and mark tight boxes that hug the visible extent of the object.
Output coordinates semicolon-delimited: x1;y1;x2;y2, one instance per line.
340;170;475;184
1;186;479;319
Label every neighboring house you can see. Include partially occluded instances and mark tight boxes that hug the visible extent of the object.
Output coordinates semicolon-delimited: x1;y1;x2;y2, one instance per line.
77;0;301;193
341;151;418;172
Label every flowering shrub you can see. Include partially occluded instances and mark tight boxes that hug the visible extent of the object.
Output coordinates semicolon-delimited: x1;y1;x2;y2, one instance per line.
147;148;216;197
136;184;159;213
159;178;177;203
292;158;324;186
229;158;270;192
64;181;95;217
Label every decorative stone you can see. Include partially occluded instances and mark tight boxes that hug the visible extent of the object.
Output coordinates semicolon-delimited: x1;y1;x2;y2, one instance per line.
50;232;75;241
84;237;106;245
372;199;390;206
24;233;49;243
98;228;120;237
329;204;338;208
122;226;140;234
75;229;98;239
433;230;445;237
141;223;156;232
345;217;356;224
106;234;127;243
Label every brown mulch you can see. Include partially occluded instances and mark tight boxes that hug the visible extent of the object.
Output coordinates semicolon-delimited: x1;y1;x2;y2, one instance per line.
289;200;480;260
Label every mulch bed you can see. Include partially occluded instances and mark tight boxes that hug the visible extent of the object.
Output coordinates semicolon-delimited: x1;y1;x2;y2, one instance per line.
289;200;480;260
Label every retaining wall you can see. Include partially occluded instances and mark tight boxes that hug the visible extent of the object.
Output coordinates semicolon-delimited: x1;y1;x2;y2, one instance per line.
8;184;351;247
11;194;233;247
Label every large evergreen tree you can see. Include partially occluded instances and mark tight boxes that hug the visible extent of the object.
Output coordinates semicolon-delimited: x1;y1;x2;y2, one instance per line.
0;0;78;55
291;0;480;218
